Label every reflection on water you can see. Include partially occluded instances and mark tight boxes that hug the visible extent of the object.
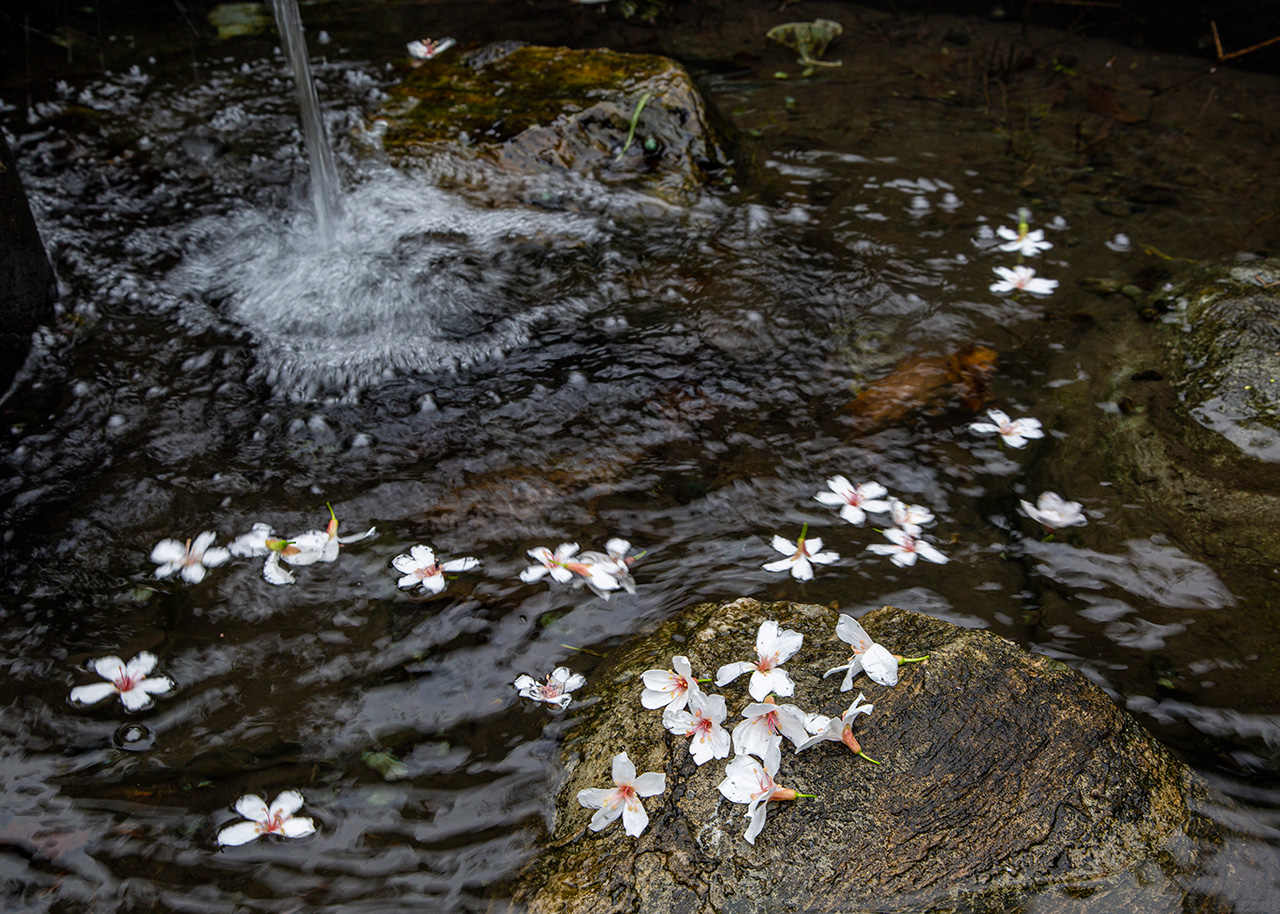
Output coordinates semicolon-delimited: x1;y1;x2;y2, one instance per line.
3;2;1280;911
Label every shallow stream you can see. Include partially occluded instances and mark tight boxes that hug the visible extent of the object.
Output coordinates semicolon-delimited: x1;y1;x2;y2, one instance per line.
2;2;1279;911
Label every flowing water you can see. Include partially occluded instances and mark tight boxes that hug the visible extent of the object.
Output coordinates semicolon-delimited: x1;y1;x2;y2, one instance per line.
2;2;1280;911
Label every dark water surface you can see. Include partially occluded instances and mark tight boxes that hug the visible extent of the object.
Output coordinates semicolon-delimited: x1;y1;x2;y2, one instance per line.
2;2;1280;911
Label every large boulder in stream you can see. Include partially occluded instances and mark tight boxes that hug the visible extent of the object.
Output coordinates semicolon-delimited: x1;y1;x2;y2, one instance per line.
514;598;1223;913
372;43;731;208
1;132;57;390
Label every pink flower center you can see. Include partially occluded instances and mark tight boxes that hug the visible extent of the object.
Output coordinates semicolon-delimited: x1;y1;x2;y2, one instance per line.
415;564;441;580
114;673;137;692
262;811;288;834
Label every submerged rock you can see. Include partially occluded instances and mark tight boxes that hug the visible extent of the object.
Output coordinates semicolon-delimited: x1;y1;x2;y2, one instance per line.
373;43;731;207
0;132;56;391
1041;258;1280;573
514;599;1224;913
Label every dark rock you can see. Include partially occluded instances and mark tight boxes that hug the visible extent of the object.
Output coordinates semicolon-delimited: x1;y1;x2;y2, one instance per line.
515;599;1223;913
0;132;57;391
374;43;732;208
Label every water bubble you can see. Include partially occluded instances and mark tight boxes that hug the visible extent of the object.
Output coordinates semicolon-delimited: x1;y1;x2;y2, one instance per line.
113;723;156;752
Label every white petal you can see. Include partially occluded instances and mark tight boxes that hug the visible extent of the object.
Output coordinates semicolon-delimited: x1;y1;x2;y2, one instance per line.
749;668;794;701
150;539;186;564
337;526;377;545
611;752;637;786
270;790;306;819
421;573;446;594
280;817;315;839
69;682;118;706
788;556;814;580
137;676;174;697
768;535;796;556
577;787;613;810
396;572;420;589
125;652;158;679
90;656;127;682
440;556;479;573
621;796;650;837
767;627;804;664
837;504;867;525
409;544;435;565
202;547;231;568
234;795;270;823
916;541;949;564
263;554;295;585
391;553;420;574
217;822;263;846
762;557;796;574
715;661;755;687
836;615;872;651
520;565;549;583
282;531;327;565
809;550;839;566
862;644;900;686
180;563;207;585
191;531;218;555
631;772;665;797
589;801;623;832
743;802;769;844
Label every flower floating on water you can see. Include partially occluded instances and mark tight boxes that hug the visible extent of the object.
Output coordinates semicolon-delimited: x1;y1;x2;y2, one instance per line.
794;693;878;762
969;408;1044;449
716;620;804;701
151;532;230;585
575;538;640;599
995;210;1052;257
315;503;377;562
69;651;174;712
990;265;1058;296
520;542;579;585
576;751;666;837
889;497;934;534
216;791;316;847
230;523;295;584
762;524;838;581
663;689;731;766
1020;491;1088;529
392;544;479;594
717;740;813;845
641;655;700;712
867;527;948;568
732;699;811;757
814;476;890;525
513;667;586;710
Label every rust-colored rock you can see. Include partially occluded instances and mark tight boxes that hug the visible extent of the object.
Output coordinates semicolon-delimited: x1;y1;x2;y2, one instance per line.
841;343;997;436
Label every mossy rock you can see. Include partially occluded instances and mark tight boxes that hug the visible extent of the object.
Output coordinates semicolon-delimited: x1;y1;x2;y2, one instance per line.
513;599;1223;913
374;44;731;207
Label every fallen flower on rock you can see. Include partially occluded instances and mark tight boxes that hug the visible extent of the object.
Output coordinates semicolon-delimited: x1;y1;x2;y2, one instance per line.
663;688;731;765
576;751;666;837
217;791;316;846
151;532;230;585
69;651;174;712
716;620;804;701
514;667;586;710
641;655;700;712
823;614;927;689
717;740;814;845
732;698;810;758
794;693;878;763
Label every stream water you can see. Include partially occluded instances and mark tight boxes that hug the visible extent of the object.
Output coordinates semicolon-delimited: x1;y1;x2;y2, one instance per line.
2;1;1279;911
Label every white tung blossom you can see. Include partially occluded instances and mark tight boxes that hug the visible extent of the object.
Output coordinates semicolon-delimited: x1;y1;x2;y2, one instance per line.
151;532;230;585
69;652;174;712
576;752;666;837
1020;491;1088;529
715;620;804;701
216;791;316;846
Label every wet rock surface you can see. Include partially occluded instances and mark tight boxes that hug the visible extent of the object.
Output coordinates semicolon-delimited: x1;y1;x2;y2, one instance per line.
515;599;1221;914
374;43;731;207
1039;258;1280;573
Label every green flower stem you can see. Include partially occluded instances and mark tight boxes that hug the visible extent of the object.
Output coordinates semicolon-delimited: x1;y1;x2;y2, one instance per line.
794;792;818;799
858;751;881;765
899;655;929;664
615;91;653;161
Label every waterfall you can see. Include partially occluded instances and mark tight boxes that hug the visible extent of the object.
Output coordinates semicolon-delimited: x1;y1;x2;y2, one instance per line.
270;0;342;240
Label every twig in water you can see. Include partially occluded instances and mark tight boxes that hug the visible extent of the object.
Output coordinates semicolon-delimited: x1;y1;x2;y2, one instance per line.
1210;20;1280;63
